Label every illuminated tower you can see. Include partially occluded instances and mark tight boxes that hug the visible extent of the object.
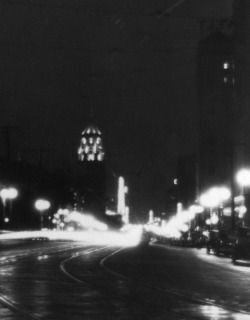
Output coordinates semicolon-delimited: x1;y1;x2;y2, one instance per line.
77;123;106;218
78;125;104;162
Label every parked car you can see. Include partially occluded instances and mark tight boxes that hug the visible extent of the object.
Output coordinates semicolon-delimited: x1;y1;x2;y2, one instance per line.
206;230;236;257
232;226;250;264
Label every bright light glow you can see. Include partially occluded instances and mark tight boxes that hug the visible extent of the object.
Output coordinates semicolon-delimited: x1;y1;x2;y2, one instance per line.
236;169;250;187
0;226;144;248
4;217;9;223
239;206;247;218
211;213;219;224
218;187;231;201
0;189;9;200
200;189;219;207
105;210;118;216
223;207;232;216
189;204;204;214
206;219;211;225
118;177;126;216
58;208;69;216
69;211;108;231
78;126;104;162
179;224;189;232
149;210;154;223
7;188;18;199
200;187;231;208
0;188;18;201
35;199;51;211
223;62;229;69
234;195;244;204
177;202;182;213
123;206;129;224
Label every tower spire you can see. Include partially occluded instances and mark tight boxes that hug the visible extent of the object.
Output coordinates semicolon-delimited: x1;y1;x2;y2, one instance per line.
90;107;94;123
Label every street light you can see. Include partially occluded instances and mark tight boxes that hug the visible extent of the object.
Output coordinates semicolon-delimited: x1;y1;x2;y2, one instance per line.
0;187;18;227
200;186;231;228
35;199;51;230
236;168;250;223
236;168;250;188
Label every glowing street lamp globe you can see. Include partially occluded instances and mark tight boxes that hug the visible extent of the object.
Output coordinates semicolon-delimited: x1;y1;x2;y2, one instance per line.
0;188;18;201
0;189;10;201
236;169;250;187
200;192;219;208
0;187;18;224
35;199;51;211
200;186;231;208
8;188;18;199
35;199;51;230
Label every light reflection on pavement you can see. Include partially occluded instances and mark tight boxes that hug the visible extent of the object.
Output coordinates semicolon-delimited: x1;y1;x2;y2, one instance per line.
0;232;250;319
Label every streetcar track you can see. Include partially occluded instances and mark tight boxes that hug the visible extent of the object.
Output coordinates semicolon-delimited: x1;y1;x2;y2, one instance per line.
60;245;109;284
60;246;192;319
2;243;249;320
0;242;84;265
0;295;41;320
0;241;88;319
101;247;250;319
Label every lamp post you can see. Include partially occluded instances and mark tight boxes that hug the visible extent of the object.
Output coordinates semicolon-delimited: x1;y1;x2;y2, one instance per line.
0;187;18;228
236;168;250;225
200;187;231;230
35;199;51;230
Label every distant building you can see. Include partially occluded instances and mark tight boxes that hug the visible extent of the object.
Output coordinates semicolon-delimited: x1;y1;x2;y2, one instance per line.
197;30;235;193
232;0;250;226
175;154;196;208
233;0;250;171
78;125;105;162
77;123;106;219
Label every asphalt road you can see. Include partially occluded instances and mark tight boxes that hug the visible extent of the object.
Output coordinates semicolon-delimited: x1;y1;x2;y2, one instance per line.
1;240;250;320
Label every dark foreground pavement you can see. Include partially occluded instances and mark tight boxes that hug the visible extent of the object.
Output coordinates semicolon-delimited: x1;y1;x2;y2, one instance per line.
1;240;250;319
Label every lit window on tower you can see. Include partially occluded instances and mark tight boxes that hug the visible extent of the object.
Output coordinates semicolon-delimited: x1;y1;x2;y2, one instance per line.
97;153;103;161
78;124;105;162
88;153;95;161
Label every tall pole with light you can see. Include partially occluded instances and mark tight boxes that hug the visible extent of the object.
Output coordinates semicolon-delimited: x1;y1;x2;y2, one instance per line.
35;199;51;230
236;168;250;226
0;187;18;227
199;187;231;230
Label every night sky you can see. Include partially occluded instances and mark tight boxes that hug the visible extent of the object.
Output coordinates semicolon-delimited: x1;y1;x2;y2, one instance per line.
0;0;233;220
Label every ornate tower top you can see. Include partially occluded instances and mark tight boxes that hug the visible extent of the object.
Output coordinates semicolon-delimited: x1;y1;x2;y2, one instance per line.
78;123;105;162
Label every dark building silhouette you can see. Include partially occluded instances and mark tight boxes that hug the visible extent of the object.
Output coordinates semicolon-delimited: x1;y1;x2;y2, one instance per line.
197;31;235;193
232;0;250;226
77;123;106;219
176;154;196;208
